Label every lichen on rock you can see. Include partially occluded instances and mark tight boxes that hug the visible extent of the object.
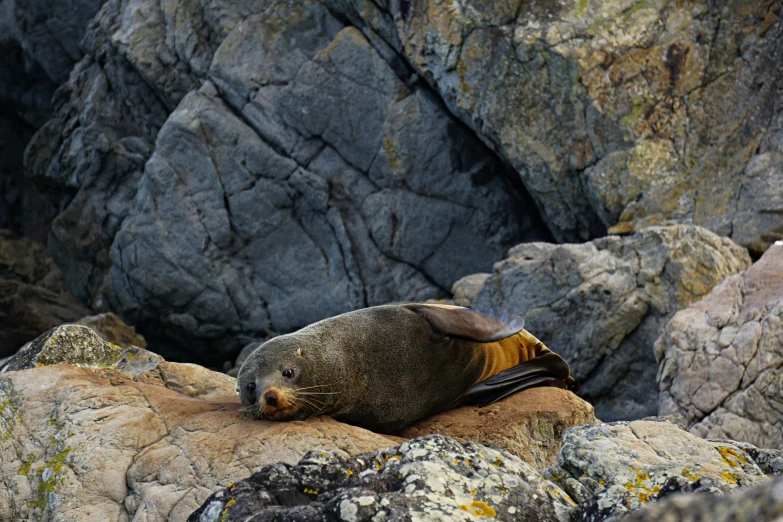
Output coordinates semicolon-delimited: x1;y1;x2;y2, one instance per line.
189;435;577;522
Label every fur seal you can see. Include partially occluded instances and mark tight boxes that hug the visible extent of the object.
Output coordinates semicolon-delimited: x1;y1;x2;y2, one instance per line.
237;304;576;433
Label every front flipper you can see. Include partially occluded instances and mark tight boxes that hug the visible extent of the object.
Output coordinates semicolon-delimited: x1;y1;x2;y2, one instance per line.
403;304;525;342
459;352;579;408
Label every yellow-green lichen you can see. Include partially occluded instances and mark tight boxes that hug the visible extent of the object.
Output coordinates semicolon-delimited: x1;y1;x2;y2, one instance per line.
575;0;589;17
721;471;738;484
28;447;73;513
459;501;497;518
716;446;746;467
16;457;33;476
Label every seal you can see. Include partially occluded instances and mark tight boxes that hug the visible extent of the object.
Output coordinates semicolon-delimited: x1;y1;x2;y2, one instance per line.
237;304;577;433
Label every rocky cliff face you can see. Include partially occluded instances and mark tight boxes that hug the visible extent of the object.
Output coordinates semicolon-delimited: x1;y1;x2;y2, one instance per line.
3;0;780;364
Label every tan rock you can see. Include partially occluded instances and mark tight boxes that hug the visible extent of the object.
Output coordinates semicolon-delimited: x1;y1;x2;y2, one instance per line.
398;387;597;469
76;312;147;348
657;241;783;448
0;363;397;522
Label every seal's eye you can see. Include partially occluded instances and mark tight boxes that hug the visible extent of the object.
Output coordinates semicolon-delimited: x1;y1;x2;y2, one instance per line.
282;368;295;379
246;382;256;392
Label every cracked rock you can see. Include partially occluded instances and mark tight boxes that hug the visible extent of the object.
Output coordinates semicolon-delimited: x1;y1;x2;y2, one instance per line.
452;225;750;421
329;0;783;251
545;418;770;522
103;2;543;364
657;241;783;449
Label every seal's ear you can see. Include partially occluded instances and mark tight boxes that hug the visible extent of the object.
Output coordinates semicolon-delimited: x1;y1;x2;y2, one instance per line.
403;304;525;343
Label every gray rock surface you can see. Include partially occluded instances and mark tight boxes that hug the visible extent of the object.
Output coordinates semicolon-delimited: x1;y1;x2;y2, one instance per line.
189;435;576;522
0;0;107;238
329;0;783;252
545;418;770;522
657;241;783;449
98;0;544;362
454;225;750;420
620;474;783;522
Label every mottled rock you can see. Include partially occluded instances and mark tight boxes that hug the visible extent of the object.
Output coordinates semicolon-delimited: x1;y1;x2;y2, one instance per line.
331;0;783;252
657;241;783;449
76;312;147;348
455;225;750;420
545;418;769;521
189;435;576;522
398;387;597;470
0;328;396;522
0;230;90;357
620;474;783;522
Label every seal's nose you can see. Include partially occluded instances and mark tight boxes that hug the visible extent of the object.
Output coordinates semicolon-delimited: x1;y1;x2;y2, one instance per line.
263;390;278;407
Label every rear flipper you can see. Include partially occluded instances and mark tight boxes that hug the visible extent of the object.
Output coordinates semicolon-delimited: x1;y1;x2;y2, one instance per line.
459;352;579;408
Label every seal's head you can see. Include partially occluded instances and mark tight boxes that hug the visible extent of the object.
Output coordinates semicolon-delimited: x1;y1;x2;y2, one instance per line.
237;335;329;421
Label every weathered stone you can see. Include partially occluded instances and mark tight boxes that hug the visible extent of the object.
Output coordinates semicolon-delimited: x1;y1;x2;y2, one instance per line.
329;0;783;252
76;312;147;348
189;435;576;522
545;418;769;521
0;345;397;521
455;225;750;420
103;4;543;363
398;387;597;470
620;474;783;522
0;230;90;357
657;241;783;449
1;324;143;373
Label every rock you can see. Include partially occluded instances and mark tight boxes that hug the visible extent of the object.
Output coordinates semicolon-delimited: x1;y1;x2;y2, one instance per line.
454;225;750;421
76;312;147;348
0;230;91;357
0;325;397;522
657;241;783;449
398;387;597;470
100;2;545;364
330;0;783;252
545;418;770;521
712;440;783;476
188;435;576;522
619;474;783;522
0;0;107;238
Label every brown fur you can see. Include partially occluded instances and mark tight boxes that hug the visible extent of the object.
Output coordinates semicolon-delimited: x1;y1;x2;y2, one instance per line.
238;304;569;433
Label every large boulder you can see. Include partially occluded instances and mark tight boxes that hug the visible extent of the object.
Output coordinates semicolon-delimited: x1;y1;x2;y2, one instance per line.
0;324;398;522
0;230;90;357
24;0;547;364
452;225;750;420
398;387;597;470
329;0;783;253
189;435;577;522
657;241;783;449
545;418;770;522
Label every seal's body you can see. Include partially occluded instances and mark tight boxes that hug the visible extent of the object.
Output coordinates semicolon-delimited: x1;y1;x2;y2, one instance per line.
237;304;576;433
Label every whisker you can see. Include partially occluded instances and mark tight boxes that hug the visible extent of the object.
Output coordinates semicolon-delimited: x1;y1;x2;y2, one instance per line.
291;384;337;392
